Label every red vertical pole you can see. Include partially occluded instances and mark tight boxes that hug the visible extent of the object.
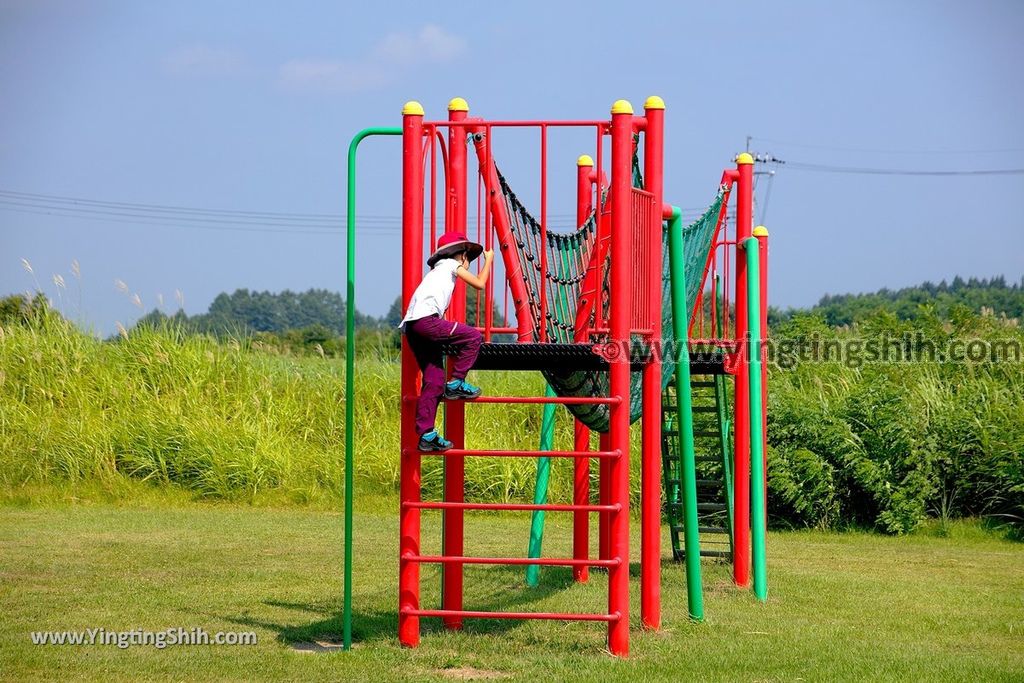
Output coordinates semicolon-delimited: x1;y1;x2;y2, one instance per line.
595;130;610;569
443;97;469;630
732;153;754;588
607;99;633;658
539;125;548;342
595;129;610;566
573;154;594;583
755;225;769;528
599;432;610;562
640;95;664;630
399;101;425;648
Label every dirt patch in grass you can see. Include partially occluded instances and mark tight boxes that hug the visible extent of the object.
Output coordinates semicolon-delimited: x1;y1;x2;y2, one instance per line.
290;639;344;653
440;666;511;680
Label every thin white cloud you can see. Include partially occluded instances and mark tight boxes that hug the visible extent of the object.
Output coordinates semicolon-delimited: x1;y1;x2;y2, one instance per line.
278;24;465;93
373;24;465;65
278;59;389;92
162;45;245;78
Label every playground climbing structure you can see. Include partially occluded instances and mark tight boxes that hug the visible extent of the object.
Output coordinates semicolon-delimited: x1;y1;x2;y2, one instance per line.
343;97;770;657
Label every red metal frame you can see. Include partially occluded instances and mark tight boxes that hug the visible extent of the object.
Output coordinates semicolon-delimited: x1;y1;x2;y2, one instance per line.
573;155;593;584
640;100;664;631
732;156;754;587
399;105;424;649
606;103;633;656
443;103;468;630
394;98;759;658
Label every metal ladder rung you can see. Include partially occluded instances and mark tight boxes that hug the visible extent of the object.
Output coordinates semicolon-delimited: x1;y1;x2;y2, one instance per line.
406;555;620;568
403;608;620;622
404;501;619;513
418;448;619;459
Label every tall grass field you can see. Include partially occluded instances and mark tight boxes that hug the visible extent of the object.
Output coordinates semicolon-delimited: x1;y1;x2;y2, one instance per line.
0;306;1021;535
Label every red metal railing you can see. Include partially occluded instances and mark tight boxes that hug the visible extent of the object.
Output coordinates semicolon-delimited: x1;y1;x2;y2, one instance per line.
630;187;655;335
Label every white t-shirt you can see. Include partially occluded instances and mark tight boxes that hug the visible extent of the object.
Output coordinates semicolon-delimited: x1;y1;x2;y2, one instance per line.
399;258;461;329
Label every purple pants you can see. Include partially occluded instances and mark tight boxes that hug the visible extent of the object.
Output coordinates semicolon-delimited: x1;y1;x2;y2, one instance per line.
404;315;482;435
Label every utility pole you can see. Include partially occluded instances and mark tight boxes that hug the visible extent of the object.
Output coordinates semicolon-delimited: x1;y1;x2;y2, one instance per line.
747;151;785;227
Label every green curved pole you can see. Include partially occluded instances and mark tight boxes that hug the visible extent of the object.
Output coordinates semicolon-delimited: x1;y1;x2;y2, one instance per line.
668;206;704;621
743;236;768;602
526;383;558;586
344;126;401;650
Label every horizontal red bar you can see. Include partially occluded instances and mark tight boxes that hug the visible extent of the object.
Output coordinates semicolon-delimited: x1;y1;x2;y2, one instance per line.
404;501;619;513
402;608;620;622
405;555;620;568
689;339;738;350
422;120;608;128
460;395;619;405
416;448;620;459
473;327;520;335
590;327;653;335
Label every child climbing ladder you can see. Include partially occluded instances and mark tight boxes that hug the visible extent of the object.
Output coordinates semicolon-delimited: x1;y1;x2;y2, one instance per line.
399;232;494;451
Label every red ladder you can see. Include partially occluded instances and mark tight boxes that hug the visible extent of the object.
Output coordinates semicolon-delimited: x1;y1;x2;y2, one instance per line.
397;393;630;647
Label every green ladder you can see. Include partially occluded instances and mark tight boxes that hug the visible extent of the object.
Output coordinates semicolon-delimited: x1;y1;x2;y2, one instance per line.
662;372;734;561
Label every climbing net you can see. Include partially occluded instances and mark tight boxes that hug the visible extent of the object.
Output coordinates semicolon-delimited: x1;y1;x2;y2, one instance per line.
496;157;727;432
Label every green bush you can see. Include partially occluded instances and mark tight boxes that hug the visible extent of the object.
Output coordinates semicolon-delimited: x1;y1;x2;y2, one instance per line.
768;311;1024;534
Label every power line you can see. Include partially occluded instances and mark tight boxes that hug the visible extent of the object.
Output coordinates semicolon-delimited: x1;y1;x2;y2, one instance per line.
751;136;1024;155
0;206;366;235
0;198;386;229
0;187;712;236
0;188;373;222
0;199;582;235
0;188;584;223
778;161;1024;176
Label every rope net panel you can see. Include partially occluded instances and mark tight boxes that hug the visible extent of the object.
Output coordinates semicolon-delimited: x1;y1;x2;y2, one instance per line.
495;156;726;432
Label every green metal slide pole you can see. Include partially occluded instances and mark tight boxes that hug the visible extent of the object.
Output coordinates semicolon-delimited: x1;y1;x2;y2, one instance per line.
526;383;558;586
743;236;768;602
668;206;704;621
344;126;401;651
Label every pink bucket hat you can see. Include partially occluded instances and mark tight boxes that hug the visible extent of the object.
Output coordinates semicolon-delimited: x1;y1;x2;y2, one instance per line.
427;231;484;267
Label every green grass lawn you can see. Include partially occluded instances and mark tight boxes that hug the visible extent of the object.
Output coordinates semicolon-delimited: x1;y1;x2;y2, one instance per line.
1;495;1021;681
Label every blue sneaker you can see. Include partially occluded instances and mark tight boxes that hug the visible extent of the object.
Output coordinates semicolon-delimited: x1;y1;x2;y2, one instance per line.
418;430;452;452
444;379;482;400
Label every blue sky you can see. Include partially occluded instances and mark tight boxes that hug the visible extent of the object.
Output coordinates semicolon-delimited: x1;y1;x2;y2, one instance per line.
2;1;1023;334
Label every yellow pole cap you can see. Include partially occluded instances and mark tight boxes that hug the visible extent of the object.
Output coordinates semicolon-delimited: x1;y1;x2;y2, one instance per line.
753;225;769;237
577;154;594;167
736;152;755;165
402;101;424;116
610;99;634;115
643;95;665;110
447;97;469;112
